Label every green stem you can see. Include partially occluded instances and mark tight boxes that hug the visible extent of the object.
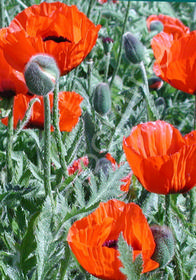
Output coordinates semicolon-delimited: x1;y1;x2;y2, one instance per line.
140;61;159;121
87;59;93;97
189;188;196;233
0;0;5;28
109;1;131;88
173;247;184;280
165;194;171;227
52;81;68;178
43;95;53;204
6;97;14;183
87;0;95;18
104;52;111;82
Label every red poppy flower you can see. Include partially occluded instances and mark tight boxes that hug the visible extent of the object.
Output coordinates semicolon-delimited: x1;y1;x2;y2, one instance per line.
123;120;196;194
146;14;189;39
0;2;101;75
151;31;196;94
105;153;132;192
67;199;159;280
0;28;28;97
68;156;89;175
1;91;83;131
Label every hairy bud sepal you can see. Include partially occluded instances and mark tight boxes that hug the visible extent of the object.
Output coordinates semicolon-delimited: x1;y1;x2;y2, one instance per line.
123;32;144;64
149;20;164;33
93;83;111;115
150;225;175;268
24;54;60;96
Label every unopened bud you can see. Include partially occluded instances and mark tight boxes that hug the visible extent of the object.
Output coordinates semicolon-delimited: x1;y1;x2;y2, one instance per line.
149;20;164;33
24;54;60;96
123;32;144;64
151;225;175;268
93;83;111;115
148;77;163;91
95;157;113;177
102;37;114;54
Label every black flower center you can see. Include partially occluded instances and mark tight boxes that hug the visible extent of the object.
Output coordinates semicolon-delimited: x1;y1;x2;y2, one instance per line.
43;36;71;43
102;239;118;249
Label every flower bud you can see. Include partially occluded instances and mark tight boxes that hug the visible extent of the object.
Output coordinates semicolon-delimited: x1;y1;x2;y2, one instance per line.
149;20;164;33
93;83;111;115
148;77;163;91
150;225;175;268
95;157;113;177
123;32;144;64
24;54;60;96
102;37;114;54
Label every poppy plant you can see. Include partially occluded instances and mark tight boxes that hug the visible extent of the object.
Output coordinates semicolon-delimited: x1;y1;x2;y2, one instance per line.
68;156;89;176
146;14;189;39
0;28;28;98
67;199;159;280
0;2;101;76
1;91;83;131
123;120;196;194
151;31;196;95
105;153;132;192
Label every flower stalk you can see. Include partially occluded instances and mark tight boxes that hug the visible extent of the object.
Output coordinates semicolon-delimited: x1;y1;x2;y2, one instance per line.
140;61;159;121
165;194;171;227
43;94;53;205
52;81;68;178
104;52;110;82
6;97;14;183
109;0;131;88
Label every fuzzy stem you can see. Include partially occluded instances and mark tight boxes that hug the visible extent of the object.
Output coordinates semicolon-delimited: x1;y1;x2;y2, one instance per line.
52;82;68;178
165;194;171;227
109;1;131;88
104;52;111;82
0;0;5;27
6;97;14;183
140;61;159;121
87;0;95;18
43;95;53;204
189;188;196;233
87;59;93;97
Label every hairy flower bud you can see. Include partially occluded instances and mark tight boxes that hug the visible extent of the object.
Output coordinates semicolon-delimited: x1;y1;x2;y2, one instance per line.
24;54;60;96
93;83;111;115
102;37;114;54
150;225;175;268
148;77;163;91
123;32;144;64
149;20;164;33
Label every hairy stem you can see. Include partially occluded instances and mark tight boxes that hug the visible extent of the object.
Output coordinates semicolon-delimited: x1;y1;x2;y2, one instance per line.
140;61;159;121
52;82;68;178
165;194;171;227
6;97;14;183
43;95;53;204
87;58;93;97
104;52;111;82
110;1;131;88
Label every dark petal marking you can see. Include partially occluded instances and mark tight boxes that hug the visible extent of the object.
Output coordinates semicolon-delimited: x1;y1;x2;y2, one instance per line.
43;36;71;43
102;239;118;249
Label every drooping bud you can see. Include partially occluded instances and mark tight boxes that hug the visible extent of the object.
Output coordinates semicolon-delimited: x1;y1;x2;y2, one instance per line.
93;83;111;115
24;54;60;96
123;32;144;64
149;20;164;33
148;77;163;91
95;157;113;177
150;225;175;268
102;37;114;54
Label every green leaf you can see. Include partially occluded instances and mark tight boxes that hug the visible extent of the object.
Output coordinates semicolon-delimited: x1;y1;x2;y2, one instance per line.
118;233;143;280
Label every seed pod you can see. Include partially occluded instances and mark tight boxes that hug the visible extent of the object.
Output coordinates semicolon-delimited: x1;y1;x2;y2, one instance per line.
123;32;144;64
93;83;111;115
150;225;175;268
149;20;164;33
24;54;60;96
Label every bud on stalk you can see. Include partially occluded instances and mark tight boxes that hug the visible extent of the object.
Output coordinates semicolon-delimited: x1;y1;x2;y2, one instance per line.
24;54;60;96
123;32;144;64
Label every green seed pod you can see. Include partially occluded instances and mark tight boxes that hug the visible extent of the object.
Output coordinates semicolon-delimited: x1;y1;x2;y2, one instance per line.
93;83;111;115
151;225;175;268
149;20;164;33
24;54;60;96
123;32;144;64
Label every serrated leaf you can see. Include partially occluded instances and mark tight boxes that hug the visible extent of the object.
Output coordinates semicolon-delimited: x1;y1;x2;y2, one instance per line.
118;233;143;280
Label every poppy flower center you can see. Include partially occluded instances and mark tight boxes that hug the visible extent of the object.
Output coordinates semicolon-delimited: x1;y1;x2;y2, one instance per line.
43;36;71;43
102;239;118;249
0;90;16;98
